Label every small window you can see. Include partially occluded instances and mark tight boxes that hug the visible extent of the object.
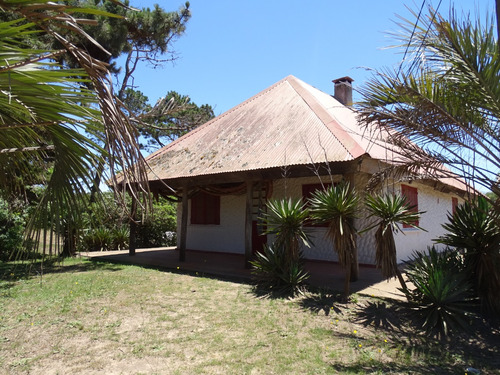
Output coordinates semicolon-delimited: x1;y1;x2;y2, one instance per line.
191;191;220;225
401;184;419;228
302;183;332;227
452;197;459;216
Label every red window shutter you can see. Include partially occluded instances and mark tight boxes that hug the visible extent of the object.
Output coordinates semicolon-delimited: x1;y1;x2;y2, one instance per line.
452;197;458;216
191;191;220;225
401;184;419;228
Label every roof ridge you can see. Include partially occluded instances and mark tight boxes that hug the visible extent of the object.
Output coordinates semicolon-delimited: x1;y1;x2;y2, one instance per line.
286;76;366;159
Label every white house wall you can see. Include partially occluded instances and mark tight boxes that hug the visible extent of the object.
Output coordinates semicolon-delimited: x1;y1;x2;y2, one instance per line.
177;193;246;253
393;182;459;262
176;176;462;264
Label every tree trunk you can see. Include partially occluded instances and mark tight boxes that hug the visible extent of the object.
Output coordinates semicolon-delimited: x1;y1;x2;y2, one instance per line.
343;260;352;302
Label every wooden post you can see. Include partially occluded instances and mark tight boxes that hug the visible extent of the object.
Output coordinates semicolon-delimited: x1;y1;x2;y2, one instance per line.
179;185;188;262
129;196;137;256
244;181;253;268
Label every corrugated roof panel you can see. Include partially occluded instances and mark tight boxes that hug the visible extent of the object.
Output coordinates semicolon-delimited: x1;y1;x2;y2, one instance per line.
146;76;355;181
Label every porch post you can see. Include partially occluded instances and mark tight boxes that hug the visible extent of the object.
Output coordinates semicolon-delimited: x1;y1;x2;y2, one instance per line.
244;181;253;268
179;185;188;262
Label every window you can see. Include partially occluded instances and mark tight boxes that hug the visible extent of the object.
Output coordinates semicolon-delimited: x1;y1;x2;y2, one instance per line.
191;191;220;225
302;183;332;227
401;184;419;228
452;197;459;216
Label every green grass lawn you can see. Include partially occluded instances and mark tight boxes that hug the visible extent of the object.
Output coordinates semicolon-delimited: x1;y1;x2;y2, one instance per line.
0;258;498;375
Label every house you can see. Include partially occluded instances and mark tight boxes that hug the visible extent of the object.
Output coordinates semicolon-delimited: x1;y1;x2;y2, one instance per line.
144;75;467;265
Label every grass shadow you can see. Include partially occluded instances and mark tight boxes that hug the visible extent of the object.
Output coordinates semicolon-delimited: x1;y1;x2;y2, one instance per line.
298;288;346;316
0;257;124;282
354;299;405;332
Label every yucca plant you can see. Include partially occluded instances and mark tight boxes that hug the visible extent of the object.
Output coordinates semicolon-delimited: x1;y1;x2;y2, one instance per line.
309;181;360;300
250;244;310;295
437;197;500;316
260;198;312;267
364;193;424;292
252;198;312;295
404;247;475;339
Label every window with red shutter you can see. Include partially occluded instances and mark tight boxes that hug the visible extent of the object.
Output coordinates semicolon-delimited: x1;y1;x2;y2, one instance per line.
452;197;458;216
401;184;419;228
191;191;220;225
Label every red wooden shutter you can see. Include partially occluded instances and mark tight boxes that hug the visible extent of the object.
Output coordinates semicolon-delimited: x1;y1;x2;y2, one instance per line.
452;197;458;216
191;191;220;225
401;184;419;228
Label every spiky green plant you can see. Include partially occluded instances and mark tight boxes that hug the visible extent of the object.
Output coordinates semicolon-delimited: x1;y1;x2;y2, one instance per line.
252;198;312;295
309;181;360;299
404;247;475;339
250;244;310;296
364;193;424;292
260;198;312;266
437;197;500;315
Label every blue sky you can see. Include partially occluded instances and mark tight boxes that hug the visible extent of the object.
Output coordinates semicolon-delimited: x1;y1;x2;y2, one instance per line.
123;0;494;116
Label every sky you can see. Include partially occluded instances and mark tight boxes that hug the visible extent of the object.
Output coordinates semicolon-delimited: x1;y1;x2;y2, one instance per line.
122;0;495;116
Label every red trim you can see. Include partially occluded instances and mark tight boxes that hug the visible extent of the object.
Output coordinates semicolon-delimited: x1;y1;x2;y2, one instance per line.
401;184;419;228
452;197;458;216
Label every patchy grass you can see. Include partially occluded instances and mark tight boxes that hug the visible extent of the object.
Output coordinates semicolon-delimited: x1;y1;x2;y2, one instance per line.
0;258;499;375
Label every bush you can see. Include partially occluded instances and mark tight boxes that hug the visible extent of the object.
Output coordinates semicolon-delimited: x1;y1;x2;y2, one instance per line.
136;198;177;248
82;227;113;252
0;198;27;260
403;247;476;338
251;244;309;296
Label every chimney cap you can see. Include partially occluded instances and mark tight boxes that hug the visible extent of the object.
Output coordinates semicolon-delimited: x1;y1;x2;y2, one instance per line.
333;76;354;84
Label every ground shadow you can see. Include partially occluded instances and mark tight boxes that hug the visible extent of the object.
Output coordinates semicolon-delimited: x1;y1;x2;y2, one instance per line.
298;289;346;316
354;299;405;331
0;257;124;283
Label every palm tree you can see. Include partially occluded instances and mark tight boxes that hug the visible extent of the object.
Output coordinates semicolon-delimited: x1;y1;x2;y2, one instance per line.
356;5;500;217
309;182;360;300
363;193;423;292
0;1;149;256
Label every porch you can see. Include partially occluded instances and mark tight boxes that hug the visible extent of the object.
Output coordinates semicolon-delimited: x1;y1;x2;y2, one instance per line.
82;247;406;300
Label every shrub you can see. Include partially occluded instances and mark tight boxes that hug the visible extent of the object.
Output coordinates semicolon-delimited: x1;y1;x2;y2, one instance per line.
0;198;26;260
82;227;113;252
136;198;177;248
403;247;476;338
111;226;129;250
437;197;500;316
251;244;309;296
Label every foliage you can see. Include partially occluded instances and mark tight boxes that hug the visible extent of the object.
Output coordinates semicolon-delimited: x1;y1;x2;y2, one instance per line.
136;197;177;247
0;199;26;260
250;244;309;296
130;90;216;151
437;197;500;316
252;198;311;295
403;247;476;339
309;181;360;298
363;193;423;290
356;5;500;216
0;1;150;258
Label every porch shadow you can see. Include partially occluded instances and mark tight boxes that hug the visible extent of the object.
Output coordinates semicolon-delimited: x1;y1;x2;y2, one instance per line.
81;247;405;299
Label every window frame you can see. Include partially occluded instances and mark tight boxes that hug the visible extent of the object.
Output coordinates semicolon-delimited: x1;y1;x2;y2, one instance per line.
401;184;419;229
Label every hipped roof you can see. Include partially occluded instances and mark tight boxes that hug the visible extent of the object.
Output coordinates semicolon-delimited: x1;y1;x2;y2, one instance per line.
145;75;467;193
147;75;391;180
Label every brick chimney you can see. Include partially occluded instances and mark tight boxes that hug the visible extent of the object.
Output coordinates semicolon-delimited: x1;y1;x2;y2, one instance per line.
333;76;354;106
